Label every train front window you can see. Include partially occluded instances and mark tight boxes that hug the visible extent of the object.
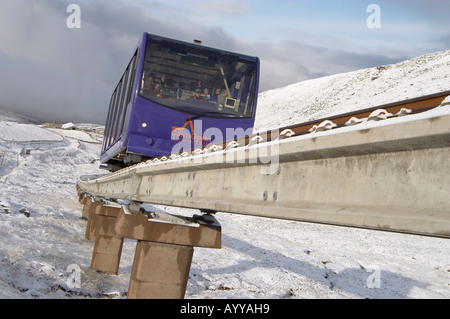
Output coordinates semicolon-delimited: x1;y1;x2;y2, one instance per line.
139;39;258;118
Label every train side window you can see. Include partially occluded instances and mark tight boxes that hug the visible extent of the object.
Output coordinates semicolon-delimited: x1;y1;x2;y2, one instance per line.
109;90;120;142
126;54;137;105
104;49;139;151
113;77;127;141
116;66;132;140
114;67;130;141
118;53;137;135
109;80;123;145
102;91;116;152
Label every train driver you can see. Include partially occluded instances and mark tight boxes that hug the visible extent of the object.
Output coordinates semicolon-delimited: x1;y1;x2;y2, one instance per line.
217;89;228;105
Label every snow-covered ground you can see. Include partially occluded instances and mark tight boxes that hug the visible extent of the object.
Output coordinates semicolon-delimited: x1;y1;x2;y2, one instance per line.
0;50;449;299
255;49;450;131
0;108;38;125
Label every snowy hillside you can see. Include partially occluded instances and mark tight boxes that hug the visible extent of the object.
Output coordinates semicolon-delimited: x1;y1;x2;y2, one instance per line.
0;51;449;299
255;49;450;131
0;108;39;124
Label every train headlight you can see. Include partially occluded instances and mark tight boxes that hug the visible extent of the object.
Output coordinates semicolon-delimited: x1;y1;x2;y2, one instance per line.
142;122;147;128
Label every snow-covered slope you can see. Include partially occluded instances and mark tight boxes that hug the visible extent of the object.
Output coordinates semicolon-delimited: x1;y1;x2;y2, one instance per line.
255;49;450;131
0;50;449;299
0;124;116;298
0;107;38;124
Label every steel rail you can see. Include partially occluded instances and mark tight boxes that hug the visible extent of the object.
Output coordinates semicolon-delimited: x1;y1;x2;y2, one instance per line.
275;89;450;135
78;93;450;238
228;89;450;149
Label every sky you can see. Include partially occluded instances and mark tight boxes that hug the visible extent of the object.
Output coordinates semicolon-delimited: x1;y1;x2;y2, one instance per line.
0;0;448;124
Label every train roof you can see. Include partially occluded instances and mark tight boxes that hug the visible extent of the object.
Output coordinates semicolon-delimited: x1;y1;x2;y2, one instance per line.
144;32;259;63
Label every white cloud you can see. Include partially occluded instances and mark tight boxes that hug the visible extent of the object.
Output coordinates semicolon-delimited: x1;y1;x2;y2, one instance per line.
191;0;250;16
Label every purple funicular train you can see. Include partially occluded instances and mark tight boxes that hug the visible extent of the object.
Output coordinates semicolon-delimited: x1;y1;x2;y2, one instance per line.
100;32;260;172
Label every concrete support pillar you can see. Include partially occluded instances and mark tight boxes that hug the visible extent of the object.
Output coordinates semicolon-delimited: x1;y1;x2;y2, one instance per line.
84;200;103;240
128;241;193;299
114;206;221;299
76;186;84;204
81;196;93;220
77;187;222;299
90;204;123;275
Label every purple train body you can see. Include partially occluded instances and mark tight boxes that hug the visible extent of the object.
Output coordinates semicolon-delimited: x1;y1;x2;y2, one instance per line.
100;33;260;171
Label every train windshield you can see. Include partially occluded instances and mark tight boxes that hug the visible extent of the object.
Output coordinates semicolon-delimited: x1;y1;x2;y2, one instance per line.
139;38;258;119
